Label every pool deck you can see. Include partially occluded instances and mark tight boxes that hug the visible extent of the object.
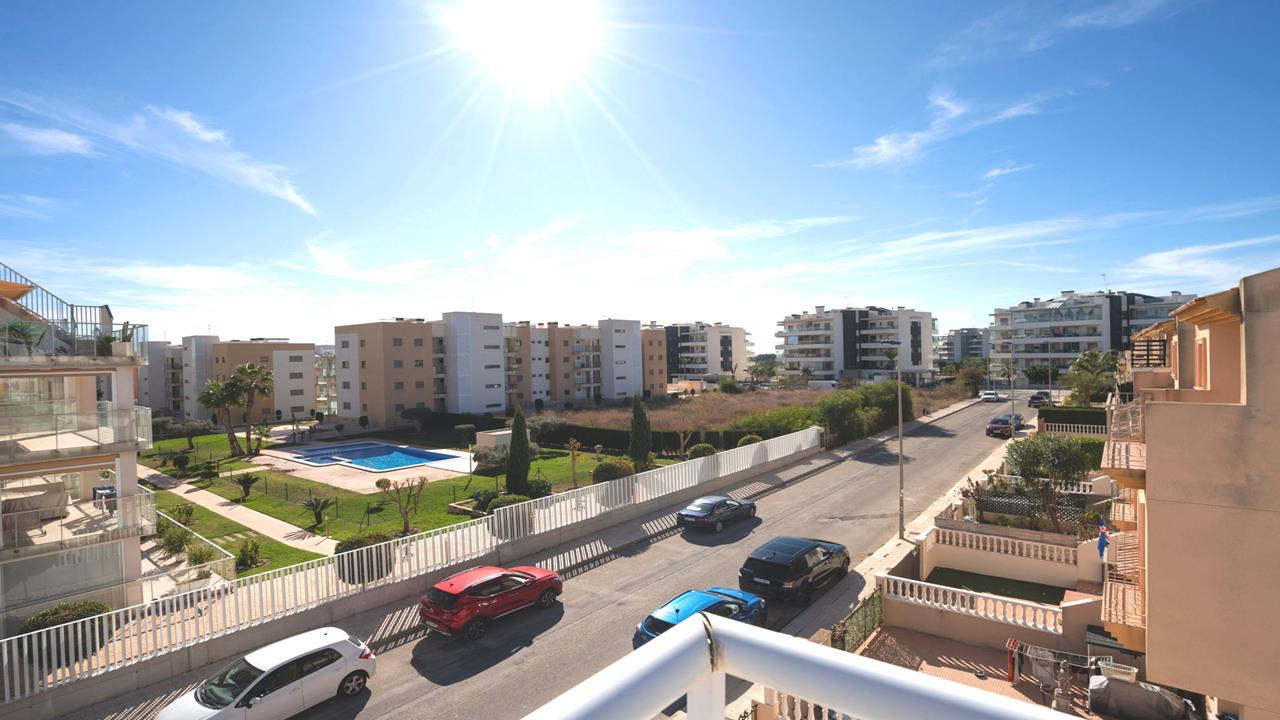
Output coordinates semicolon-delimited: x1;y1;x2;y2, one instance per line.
250;442;471;495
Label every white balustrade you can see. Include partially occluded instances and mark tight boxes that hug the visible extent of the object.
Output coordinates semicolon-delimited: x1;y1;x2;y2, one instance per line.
877;574;1062;634
934;528;1077;565
1040;422;1106;438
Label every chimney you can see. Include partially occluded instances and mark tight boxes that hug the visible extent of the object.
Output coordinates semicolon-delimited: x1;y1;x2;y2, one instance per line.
815;305;825;313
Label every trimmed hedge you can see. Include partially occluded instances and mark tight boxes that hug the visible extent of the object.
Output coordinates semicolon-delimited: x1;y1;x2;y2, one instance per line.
1076;436;1105;469
21;600;115;664
334;533;394;585
487;494;532;512
1037;405;1106;426
688;443;717;459
591;457;635;483
736;434;763;447
538;424;768;454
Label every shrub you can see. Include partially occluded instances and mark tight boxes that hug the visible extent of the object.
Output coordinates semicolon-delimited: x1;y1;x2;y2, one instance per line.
158;526;191;556
168;503;195;525
1074;436;1105;469
487;494;531;512
507;408;532;495
172;454;191;474
527;478;552;499
198;467;218;480
236;540;261;569
470;488;499;513
688;443;716;459
716;377;744;394
728;405;816;435
736;434;763;447
1037;405;1107;426
154;516;173;537
334;533;394;585
473;445;509;472
591;457;635;483
186;544;217;577
20;601;114;663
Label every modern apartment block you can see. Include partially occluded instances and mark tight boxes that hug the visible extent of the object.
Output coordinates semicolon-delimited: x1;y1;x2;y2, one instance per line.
1098;267;1278;718
137;340;183;417
988;290;1193;374
640;325;668;398
933;327;989;367
663;322;750;382
0;263;154;634
210;339;316;423
776;306;935;385
179;334;219;421
335;319;446;426
314;344;337;417
440;312;506;414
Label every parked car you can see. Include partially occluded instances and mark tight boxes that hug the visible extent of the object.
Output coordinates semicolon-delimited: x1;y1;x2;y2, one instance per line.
985;414;1026;437
979;390;1001;402
155;627;375;720
419;565;562;641
632;587;766;648
1027;391;1052;407
677;495;757;532
738;536;849;605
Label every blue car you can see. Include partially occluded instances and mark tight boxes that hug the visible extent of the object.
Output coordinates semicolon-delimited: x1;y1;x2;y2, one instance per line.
632;587;767;648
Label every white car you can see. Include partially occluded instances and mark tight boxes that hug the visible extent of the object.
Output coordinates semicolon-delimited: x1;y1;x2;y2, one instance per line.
156;627;376;720
979;391;1001;402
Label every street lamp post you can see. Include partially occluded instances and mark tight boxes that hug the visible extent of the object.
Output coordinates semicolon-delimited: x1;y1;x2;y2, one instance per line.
885;340;905;540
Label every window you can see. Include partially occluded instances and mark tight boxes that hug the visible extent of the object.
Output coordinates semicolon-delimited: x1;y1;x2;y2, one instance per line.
392;338;403;347
251;663;299;699
497;576;526;592
563;340;569;347
361;382;367;390
342;381;350;389
1195;338;1208;388
615;329;626;333
615;344;626;349
415;380;425;389
340;340;350;349
414;359;424;368
290;389;304;396
483;324;500;330
469;579;503;597
394;381;404;390
359;339;366;348
394;403;405;412
289;355;303;362
298;649;343;677
360;361;367;369
563;373;570;379
361;403;368;411
341;361;350;369
616;376;626;381
290;405;305;413
289;372;303;379
484;364;500;369
392;359;403;369
486;403;502;408
710;602;742;618
343;402;351;410
485;383;502;389
616;360;625;365
484;345;500;350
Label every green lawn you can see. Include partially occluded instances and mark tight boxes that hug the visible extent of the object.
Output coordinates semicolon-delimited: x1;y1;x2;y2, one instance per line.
924;568;1066;605
150;488;324;576
185;450;677;541
140;432;265;474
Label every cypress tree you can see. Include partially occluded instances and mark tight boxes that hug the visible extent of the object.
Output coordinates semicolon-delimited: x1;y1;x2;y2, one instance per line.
506;407;531;495
628;395;652;470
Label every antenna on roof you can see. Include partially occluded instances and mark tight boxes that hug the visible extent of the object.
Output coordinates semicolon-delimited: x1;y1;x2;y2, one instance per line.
1101;273;1111;293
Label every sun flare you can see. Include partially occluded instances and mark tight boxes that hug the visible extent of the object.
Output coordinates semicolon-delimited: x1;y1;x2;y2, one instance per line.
444;0;603;94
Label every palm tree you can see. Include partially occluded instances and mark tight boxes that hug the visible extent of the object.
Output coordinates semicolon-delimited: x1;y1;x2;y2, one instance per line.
300;496;335;527
1063;349;1118;406
233;363;274;455
997;360;1016;389
197;379;245;457
3;319;45;356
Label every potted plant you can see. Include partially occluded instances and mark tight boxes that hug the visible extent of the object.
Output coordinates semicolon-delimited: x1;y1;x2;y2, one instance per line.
3;319;45;356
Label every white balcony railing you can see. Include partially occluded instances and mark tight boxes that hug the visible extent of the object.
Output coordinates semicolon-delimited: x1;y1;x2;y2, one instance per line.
525;613;1072;720
934;527;1078;565
878;574;1062;634
1040;422;1107;438
0;404;152;461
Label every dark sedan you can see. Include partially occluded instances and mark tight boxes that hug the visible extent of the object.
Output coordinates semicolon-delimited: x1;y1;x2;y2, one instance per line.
677;495;756;533
985;414;1026;438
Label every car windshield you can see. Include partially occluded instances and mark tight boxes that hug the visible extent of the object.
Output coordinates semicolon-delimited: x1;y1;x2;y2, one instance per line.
743;557;789;580
643;615;675;635
427;587;460;607
196;658;264;709
989;416;1010;425
685;501;715;513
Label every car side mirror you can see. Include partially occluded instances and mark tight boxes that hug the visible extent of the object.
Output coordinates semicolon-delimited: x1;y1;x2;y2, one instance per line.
248;696;263;707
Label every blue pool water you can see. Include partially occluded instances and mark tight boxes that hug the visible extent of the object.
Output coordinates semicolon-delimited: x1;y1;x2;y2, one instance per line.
296;442;456;471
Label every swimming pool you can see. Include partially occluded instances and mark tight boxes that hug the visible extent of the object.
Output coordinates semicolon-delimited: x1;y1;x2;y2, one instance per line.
291;442;464;472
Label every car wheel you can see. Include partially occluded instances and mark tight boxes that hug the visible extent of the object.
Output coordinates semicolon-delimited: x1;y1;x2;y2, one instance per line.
714;520;724;533
537;588;558;609
463;617;487;641
338;671;367;697
747;505;757;519
837;559;850;578
799;582;813;607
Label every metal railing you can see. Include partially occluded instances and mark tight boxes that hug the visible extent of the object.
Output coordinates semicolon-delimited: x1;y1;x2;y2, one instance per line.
1106;392;1145;443
877;574;1062;634
988;473;1095;495
0;493;156;552
525;612;1071;720
0;426;822;703
0;405;152;461
934;528;1078;565
0;318;148;363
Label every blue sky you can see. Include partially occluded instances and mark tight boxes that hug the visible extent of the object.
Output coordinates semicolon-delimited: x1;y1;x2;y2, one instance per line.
2;0;1279;348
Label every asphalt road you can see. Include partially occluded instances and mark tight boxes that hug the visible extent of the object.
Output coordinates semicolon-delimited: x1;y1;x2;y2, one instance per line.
295;399;1010;720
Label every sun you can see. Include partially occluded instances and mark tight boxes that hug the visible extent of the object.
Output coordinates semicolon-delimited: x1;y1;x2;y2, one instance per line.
443;0;603;95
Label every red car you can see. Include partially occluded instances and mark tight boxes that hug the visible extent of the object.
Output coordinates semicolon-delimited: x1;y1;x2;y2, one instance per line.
419;565;562;640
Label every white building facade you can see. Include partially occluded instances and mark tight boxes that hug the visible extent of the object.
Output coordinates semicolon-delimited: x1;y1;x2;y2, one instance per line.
776;306;935;385
664;322;750;382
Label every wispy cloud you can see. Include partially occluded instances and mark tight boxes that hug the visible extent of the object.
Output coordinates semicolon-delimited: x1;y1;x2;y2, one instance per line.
984;162;1037;180
0;122;93;155
821;93;1045;168
0;94;314;215
0;194;56;219
933;0;1171;66
1119;235;1280;289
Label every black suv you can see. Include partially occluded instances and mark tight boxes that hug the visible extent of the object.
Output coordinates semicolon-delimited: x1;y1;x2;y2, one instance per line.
1027;390;1052;407
738;536;850;605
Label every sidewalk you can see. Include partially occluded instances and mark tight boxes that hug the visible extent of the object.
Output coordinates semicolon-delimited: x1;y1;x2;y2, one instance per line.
140;463;339;555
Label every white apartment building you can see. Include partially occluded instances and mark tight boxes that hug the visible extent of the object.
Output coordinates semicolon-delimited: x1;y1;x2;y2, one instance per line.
933;327;989;367
137;341;183;417
664;322;750;382
598;319;643;400
989;290;1193;374
776;306;935;385
180;334;219;421
0;264;155;635
440;312;506;414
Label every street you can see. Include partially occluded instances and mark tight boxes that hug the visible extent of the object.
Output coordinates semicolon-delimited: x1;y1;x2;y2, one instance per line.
75;400;1016;720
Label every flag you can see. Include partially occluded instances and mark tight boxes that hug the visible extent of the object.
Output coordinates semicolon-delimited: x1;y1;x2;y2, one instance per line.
1097;516;1110;559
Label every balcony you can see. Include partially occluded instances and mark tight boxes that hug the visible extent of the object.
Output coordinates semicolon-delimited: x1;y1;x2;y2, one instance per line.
1101;531;1145;650
525;612;1068;720
0;319;149;366
0;491;156;557
0;403;152;463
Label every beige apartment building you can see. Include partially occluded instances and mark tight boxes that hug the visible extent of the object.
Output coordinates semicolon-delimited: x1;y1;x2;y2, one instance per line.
211;339;316;422
333;320;446;428
1101;266;1280;719
641;326;668;398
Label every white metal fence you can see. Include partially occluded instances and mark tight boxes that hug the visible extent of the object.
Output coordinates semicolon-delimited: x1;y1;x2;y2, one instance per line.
934;528;1078;565
877;574;1062;634
0;427;822;704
